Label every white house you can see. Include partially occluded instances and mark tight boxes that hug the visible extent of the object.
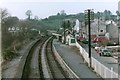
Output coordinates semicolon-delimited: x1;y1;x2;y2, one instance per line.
106;20;118;40
86;19;107;36
85;19;118;40
62;34;76;46
74;19;80;33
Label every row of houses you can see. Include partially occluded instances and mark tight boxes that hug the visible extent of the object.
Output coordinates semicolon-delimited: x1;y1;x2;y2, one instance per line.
56;18;120;45
78;19;119;42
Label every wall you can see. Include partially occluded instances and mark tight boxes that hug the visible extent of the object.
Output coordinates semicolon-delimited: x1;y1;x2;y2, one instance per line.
76;42;118;78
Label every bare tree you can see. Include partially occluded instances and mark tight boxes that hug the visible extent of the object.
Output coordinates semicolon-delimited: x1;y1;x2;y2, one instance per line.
0;8;10;23
34;16;39;20
0;8;10;61
25;10;32;20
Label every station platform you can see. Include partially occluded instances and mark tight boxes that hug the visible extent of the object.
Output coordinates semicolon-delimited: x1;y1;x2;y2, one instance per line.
53;39;102;79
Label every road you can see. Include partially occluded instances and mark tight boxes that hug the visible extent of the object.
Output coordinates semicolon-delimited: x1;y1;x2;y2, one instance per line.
82;44;118;74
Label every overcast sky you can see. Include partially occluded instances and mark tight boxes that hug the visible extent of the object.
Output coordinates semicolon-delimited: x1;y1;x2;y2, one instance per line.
0;0;120;19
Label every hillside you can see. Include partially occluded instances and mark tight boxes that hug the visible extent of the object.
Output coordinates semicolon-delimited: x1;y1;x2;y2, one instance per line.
40;11;117;30
40;13;85;30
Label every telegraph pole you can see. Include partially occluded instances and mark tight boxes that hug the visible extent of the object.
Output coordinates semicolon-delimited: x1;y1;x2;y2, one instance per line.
0;8;2;80
85;9;94;68
88;10;92;67
97;12;100;37
80;21;82;36
63;22;66;44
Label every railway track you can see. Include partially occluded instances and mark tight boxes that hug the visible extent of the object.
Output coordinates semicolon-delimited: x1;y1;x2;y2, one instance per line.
21;37;48;79
45;37;66;78
41;36;68;79
21;36;70;79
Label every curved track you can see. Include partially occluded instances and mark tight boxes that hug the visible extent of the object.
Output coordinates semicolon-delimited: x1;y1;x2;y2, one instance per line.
21;36;68;79
45;37;66;78
21;37;48;79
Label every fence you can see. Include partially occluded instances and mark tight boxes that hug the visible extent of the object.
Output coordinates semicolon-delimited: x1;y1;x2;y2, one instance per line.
76;42;119;79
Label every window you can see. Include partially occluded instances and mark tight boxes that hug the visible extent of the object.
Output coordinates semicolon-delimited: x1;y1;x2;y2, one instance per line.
100;30;103;32
71;39;76;43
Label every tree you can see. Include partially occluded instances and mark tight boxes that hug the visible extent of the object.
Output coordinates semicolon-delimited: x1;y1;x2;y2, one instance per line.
61;20;71;44
2;16;19;49
116;10;120;20
2;16;19;32
103;10;112;20
57;13;60;16
108;10;112;19
25;10;32;20
116;11;120;16
62;20;71;30
1;9;21;61
66;20;71;30
60;10;66;15
34;16;39;20
0;8;10;61
104;10;108;20
97;12;100;18
1;9;11;49
1;8;10;20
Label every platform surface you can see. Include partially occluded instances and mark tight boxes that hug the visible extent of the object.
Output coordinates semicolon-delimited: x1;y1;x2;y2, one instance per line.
53;39;101;79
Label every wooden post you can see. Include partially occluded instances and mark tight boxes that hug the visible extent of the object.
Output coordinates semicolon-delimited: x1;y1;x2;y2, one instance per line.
88;9;92;68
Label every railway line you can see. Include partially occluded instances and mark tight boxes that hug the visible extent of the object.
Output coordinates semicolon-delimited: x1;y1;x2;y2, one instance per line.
21;37;48;78
45;37;66;78
21;36;71;79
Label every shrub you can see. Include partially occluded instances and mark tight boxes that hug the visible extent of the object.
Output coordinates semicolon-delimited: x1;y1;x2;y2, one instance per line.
106;42;117;46
3;49;19;60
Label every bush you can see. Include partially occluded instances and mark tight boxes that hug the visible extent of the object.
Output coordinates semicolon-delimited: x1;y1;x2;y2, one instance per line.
106;42;117;46
3;49;19;60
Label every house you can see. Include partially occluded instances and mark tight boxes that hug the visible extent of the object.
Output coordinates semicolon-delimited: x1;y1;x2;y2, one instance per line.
85;19;119;41
89;19;106;36
74;19;80;33
65;34;76;46
61;30;76;46
106;20;118;41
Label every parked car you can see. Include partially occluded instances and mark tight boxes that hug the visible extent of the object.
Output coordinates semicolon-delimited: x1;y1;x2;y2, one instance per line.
99;48;112;56
81;39;88;44
91;43;99;48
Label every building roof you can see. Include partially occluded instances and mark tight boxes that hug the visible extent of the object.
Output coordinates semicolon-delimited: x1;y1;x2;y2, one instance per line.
92;36;108;43
105;20;117;26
